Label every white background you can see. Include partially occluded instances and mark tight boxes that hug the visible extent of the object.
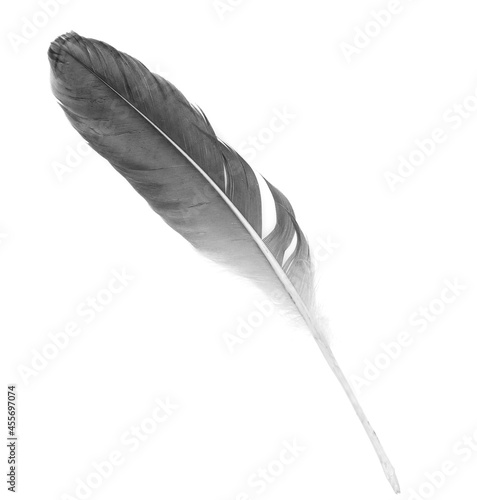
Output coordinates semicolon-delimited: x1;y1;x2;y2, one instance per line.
2;0;477;499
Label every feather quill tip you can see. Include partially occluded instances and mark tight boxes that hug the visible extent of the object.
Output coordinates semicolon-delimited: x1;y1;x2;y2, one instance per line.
384;464;400;494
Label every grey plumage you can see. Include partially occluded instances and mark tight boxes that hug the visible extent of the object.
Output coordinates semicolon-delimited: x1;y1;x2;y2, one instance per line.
48;32;399;493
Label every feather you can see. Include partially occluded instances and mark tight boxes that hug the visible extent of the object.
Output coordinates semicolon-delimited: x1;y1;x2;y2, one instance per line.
48;32;399;493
